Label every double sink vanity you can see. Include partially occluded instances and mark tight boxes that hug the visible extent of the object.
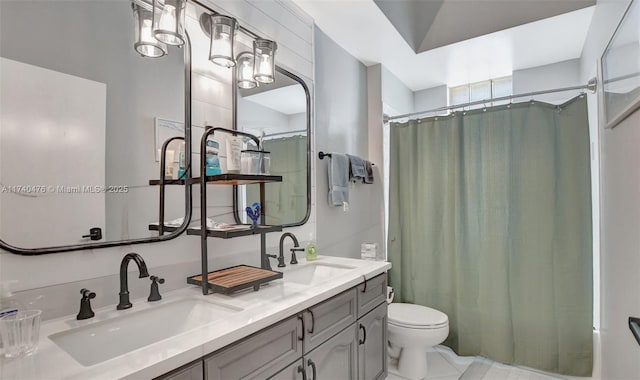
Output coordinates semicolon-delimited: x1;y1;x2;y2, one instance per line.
1;256;390;380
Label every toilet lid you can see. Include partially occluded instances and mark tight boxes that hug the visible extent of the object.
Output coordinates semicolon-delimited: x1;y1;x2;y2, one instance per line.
388;303;448;328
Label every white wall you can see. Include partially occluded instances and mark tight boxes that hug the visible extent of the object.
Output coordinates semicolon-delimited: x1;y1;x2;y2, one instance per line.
413;85;448;115
598;109;640;379
513;59;582;103
0;0;317;320
381;66;414;116
315;29;385;259
579;1;640;378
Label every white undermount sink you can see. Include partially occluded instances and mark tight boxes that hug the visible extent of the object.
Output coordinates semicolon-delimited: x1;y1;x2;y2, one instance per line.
49;298;241;366
284;262;356;286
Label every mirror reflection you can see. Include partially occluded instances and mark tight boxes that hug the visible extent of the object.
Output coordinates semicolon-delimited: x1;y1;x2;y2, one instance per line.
235;69;310;226
0;0;187;249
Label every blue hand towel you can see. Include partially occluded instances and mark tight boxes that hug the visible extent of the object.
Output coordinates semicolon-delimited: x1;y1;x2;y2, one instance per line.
347;154;366;182
328;153;349;207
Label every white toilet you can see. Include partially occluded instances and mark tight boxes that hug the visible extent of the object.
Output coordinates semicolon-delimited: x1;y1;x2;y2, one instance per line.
387;302;449;380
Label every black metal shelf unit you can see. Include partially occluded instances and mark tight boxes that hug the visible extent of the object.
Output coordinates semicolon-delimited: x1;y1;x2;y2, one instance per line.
191;127;283;295
186;173;282;185
186;224;282;239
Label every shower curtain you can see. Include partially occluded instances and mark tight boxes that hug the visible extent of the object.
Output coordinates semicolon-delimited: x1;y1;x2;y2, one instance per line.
246;135;307;225
387;96;593;376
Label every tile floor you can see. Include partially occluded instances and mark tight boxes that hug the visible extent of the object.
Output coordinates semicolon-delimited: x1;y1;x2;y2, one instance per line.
386;345;564;380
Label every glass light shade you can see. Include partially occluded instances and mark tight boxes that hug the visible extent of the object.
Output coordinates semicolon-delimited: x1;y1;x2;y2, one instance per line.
209;15;238;67
133;3;167;58
152;0;186;46
237;52;258;89
253;39;277;84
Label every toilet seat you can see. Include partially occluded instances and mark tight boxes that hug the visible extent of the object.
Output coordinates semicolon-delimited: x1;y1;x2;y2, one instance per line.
388;303;448;329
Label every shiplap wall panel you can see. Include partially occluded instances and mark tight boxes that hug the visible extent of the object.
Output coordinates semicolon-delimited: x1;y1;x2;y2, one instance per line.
198;0;313;81
246;0;312;43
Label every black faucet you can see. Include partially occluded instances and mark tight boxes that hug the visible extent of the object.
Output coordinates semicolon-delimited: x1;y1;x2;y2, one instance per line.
278;233;300;268
76;288;96;320
117;253;149;310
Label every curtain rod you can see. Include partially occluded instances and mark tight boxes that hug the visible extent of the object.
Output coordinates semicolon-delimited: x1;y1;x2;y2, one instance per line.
264;129;306;137
386;77;598;122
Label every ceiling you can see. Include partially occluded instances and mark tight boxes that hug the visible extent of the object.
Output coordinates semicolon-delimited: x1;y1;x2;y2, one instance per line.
244;85;308;115
293;0;596;91
373;0;595;53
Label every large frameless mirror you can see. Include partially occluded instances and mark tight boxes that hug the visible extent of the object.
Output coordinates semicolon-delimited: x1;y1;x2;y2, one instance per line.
233;67;311;227
0;0;191;254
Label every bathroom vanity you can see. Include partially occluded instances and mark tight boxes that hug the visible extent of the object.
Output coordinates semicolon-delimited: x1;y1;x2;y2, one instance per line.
0;256;390;380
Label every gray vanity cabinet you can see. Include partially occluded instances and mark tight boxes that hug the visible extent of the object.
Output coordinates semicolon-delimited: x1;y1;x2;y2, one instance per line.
204;315;303;380
155;360;204;380
303;288;357;352
305;324;359;380
357;302;388;380
163;274;389;380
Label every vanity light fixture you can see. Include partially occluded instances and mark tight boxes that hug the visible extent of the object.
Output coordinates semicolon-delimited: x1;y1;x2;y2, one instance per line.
237;52;258;89
209;15;238;67
132;3;167;58
152;0;186;46
253;39;277;84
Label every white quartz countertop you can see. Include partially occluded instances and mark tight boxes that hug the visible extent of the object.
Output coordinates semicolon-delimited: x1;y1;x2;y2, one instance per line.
0;256;391;380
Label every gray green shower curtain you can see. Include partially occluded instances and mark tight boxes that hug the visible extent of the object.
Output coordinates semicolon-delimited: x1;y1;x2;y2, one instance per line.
387;96;593;376
246;135;307;225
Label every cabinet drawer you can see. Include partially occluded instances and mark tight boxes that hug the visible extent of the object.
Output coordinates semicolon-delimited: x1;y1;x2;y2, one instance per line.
357;273;387;318
204;315;303;380
304;288;357;352
155;360;204;380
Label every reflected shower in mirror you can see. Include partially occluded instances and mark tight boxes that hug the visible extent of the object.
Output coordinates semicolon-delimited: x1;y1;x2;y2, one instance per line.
235;68;310;226
0;0;188;250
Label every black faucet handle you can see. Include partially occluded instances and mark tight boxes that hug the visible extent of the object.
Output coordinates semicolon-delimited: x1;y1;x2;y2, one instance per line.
290;247;304;265
148;276;165;302
77;288;96;320
80;288;96;300
150;275;165;284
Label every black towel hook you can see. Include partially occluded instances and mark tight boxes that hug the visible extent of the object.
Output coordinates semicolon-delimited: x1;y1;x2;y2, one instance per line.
318;151;332;160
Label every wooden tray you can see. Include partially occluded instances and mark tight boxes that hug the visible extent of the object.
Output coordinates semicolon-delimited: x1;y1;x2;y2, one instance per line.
187;265;283;294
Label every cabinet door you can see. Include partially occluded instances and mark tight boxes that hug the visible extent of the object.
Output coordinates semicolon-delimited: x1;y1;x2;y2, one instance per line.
357;274;387;318
205;315;303;380
304;288;357;352
305;324;358;380
155;360;203;380
357;303;388;380
268;359;305;380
